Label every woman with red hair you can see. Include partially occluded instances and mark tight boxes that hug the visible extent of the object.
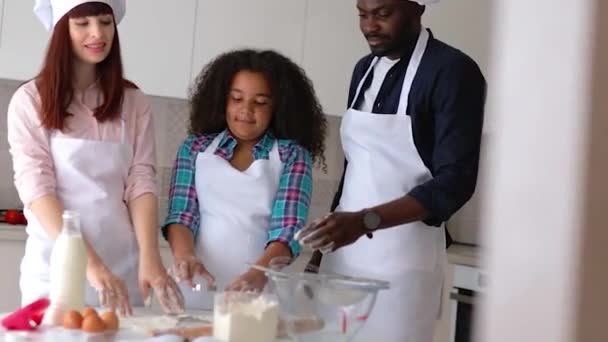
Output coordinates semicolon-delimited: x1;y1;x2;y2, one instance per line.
7;0;183;315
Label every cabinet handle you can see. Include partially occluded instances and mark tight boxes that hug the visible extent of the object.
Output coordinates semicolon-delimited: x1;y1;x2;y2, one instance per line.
449;292;475;305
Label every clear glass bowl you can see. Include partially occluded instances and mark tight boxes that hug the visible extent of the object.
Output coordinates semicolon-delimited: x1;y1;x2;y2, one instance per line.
260;266;390;342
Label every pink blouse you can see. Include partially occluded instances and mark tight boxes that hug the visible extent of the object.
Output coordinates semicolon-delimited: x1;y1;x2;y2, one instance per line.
7;80;157;207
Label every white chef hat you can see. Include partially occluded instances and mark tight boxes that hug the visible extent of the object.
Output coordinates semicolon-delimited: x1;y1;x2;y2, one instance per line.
411;0;440;5
34;0;126;31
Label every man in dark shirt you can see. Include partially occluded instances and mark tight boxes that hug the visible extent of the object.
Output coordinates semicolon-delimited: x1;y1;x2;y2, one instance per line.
297;0;486;341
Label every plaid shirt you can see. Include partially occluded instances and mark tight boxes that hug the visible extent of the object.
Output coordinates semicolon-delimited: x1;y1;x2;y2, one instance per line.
162;129;312;256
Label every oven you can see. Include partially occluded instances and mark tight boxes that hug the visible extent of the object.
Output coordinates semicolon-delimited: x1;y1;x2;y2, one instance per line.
449;263;486;342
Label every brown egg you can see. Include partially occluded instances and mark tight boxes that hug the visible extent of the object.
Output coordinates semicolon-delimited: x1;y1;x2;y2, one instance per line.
62;310;83;330
100;311;119;331
81;307;97;318
82;314;106;333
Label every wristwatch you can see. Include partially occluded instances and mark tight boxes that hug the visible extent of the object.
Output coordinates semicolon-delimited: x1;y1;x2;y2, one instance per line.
362;208;382;239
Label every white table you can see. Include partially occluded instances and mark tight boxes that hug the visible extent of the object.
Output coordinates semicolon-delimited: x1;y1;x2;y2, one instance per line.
0;328;293;342
0;309;292;341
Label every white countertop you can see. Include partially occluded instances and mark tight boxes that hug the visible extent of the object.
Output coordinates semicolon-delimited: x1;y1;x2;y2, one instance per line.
0;309;292;341
0;223;170;247
447;243;480;267
0;223;26;242
1;223;480;267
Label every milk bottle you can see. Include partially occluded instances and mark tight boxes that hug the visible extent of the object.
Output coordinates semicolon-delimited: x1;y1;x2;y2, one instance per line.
44;210;88;325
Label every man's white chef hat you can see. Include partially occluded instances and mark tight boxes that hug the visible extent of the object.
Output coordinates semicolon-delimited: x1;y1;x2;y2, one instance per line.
411;0;440;5
34;0;126;31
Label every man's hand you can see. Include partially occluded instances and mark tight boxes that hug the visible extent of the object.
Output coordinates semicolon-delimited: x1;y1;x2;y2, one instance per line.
296;211;367;253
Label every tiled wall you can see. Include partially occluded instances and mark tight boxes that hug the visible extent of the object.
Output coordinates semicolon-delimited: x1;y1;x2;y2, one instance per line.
150;93;343;224
0;79;344;224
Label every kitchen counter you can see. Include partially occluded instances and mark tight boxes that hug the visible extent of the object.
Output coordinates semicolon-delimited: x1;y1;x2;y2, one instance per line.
2;222;482;265
447;243;480;267
0;223;26;241
434;244;482;342
0;223;170;247
1;222;481;267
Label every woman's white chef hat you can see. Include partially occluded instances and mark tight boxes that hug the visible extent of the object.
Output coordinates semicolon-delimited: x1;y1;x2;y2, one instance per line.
411;0;440;5
34;0;126;31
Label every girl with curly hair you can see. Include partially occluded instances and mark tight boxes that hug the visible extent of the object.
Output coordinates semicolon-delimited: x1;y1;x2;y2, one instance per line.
162;49;327;308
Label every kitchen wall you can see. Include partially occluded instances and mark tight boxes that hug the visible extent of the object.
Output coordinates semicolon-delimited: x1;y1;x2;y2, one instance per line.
424;0;494;246
0;79;22;210
1;0;493;246
0;79;344;224
150;93;344;226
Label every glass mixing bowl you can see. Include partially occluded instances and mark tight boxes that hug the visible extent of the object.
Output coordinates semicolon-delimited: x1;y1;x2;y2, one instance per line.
256;265;390;342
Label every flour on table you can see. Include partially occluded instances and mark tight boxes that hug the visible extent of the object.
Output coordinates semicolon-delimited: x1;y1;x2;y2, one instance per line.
121;313;213;334
121;316;179;333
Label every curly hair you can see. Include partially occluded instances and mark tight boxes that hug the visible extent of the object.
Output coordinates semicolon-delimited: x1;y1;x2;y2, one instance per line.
189;49;327;167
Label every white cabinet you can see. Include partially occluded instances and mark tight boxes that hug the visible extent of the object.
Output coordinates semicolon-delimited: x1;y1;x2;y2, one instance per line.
159;243;173;269
423;1;492;75
0;0;50;81
302;0;368;116
119;0;197;99
0;0;372;106
0;238;25;312
434;263;454;342
193;0;368;115
0;231;174;313
191;0;307;81
0;0;197;99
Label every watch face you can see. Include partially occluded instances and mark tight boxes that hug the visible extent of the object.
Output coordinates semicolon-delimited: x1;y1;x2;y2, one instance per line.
363;211;381;231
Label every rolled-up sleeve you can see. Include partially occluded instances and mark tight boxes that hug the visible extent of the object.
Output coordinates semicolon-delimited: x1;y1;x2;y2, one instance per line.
408;56;486;225
267;143;313;257
7;85;56;207
124;91;158;202
162;135;202;239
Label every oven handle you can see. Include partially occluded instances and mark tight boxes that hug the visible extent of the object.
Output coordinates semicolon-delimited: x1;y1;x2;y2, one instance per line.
449;292;475;305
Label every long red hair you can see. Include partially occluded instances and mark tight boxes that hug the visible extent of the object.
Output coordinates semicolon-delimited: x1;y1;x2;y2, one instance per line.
35;2;136;131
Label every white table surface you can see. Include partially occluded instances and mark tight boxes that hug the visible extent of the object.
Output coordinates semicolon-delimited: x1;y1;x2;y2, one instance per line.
0;309;292;341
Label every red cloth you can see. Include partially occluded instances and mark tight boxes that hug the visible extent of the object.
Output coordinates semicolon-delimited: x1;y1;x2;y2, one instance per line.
1;298;49;331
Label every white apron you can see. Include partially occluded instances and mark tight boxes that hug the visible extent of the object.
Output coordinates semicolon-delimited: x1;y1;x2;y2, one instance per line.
320;28;446;342
19;114;142;307
180;132;283;309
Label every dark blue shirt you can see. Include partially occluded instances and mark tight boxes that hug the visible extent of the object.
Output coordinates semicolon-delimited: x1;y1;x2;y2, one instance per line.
332;29;486;230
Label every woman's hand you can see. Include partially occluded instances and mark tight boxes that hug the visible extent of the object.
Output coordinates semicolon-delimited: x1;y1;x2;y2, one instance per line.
139;256;185;314
226;268;268;292
87;260;132;316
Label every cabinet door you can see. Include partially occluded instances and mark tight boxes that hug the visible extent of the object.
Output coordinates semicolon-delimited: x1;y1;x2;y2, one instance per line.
0;0;50;81
119;0;196;99
191;0;307;81
302;0;368;116
0;240;25;312
159;244;174;269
